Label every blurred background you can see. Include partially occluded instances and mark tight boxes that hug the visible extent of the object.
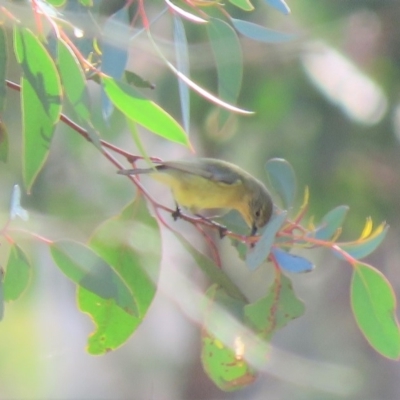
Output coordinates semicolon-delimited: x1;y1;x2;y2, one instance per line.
1;0;400;398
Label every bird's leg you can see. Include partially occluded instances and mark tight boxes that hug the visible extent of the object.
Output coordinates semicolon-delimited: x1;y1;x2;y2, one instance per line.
172;203;182;221
195;214;227;238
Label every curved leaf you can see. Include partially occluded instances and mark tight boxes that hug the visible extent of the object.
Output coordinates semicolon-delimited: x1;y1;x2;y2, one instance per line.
314;205;349;240
264;0;290;15
337;223;389;260
271;248;314;273
14;26;62;190
173;16;190;133
102;76;190;147
351;263;400;359
246;211;287;271
229;0;254;11
265;158;296;209
50;240;139;317
207;18;243;127
3;244;31;301
84;197;161;354
231;18;295;43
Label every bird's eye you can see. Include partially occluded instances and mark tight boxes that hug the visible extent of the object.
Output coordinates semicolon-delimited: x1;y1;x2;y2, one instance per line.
255;209;261;218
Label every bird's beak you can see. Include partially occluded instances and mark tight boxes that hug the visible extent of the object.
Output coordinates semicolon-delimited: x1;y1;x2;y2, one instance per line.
250;224;257;236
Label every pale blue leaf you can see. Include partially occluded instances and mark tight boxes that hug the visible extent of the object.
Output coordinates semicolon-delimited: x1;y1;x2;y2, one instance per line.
335;225;389;260
173;16;190;134
264;0;290;15
265;158;296;209
314;205;349;240
102;7;130;120
272;248;314;273
246;211;287;271
10;185;29;221
231;18;295;43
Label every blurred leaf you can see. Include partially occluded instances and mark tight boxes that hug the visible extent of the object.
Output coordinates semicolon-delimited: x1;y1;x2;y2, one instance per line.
84;197;161;354
351;262;400;359
271;248;314;273
125;70;155;89
13;26;62;191
175;233;246;301
102;76;190;147
229;0;254;11
0;119;8;162
101;7;130;119
265;158;296;209
0;26;7;112
207;18;242;127
264;0;290;14
50;240;139;317
246;211;287;271
337;223;389;260
231;19;294;43
9;184;29;221
201;285;257;391
46;0;66;7
174;16;190;134
79;0;93;6
244;274;304;339
3;244;31;301
314;205;349;240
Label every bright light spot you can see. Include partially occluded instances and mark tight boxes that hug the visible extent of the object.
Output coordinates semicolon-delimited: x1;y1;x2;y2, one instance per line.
301;41;387;125
74;27;84;38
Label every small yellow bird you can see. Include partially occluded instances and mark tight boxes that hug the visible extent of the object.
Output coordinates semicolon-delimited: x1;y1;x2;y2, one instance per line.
118;158;273;235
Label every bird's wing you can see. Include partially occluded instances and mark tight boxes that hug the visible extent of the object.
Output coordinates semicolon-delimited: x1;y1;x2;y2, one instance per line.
161;160;242;185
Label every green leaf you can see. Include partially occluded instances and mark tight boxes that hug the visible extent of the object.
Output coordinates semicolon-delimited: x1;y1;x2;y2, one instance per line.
57;38;101;149
231;19;295;43
57;38;91;122
246;211;287;271
84;197;161;354
79;0;93;6
46;0;66;6
102;76;190;147
244;274;305;339
314;205;349;240
50;240;139;317
13;26;62;190
201;285;257;391
207;18;243;127
229;0;254;11
0;26;7;112
0;119;8;162
3;244;31;301
201;329;257;391
351;262;400;359
338;225;389;260
265;158;296;209
175;232;246;302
